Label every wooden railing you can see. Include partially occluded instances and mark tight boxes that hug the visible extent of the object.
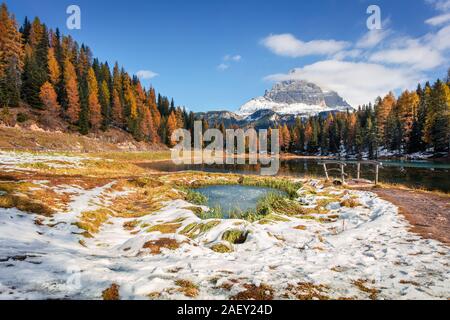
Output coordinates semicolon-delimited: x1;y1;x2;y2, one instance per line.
318;160;383;185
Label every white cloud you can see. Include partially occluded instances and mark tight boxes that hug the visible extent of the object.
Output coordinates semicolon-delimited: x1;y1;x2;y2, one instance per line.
356;29;391;48
259;3;449;109
136;70;159;80
217;63;229;71
225;54;242;62
333;49;363;60
429;24;450;49
369;39;444;70
261;33;350;58
426;12;450;25
264;60;423;107
426;0;450;11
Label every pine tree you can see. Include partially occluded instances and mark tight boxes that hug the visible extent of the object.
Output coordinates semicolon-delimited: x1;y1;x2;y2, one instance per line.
397;90;419;150
87;67;102;130
147;87;161;131
111;88;123;127
425;80;450;152
39;81;60;114
376;92;396;147
63;58;80;123
409;84;427;153
282;124;291;152
99;80;110;129
166;111;178;147
0;3;24;107
21;18;48;109
47;47;60;85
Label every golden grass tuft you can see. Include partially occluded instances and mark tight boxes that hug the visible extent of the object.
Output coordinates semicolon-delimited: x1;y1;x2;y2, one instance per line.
222;229;248;244
230;283;274;300
352;279;380;300
102;283;120;300
74;209;111;234
180;221;221;239
210;243;233;253
174;279;199;298
340;198;361;208
147;223;182;234
143;238;181;255
283;282;330;300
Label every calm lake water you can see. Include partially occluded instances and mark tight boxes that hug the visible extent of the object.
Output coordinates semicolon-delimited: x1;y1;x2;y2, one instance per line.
141;159;450;193
195;185;285;218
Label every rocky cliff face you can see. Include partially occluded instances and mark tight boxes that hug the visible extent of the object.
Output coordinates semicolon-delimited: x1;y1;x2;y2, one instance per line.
196;80;353;129
238;80;352;116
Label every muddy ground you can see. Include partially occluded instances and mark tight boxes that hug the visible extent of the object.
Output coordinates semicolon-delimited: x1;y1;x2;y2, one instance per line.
366;188;450;245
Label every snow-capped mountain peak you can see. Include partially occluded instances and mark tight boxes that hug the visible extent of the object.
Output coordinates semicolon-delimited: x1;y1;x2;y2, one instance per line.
238;80;352;117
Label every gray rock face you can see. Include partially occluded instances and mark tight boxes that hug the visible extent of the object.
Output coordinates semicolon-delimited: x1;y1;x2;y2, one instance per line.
264;80;326;106
264;80;350;108
323;90;351;108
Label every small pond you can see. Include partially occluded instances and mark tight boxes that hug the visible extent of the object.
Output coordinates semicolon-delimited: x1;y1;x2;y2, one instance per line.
195;185;286;219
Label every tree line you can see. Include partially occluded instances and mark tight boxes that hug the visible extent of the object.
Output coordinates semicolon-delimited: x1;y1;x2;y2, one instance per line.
1;3;448;157
273;78;450;158
0;3;194;145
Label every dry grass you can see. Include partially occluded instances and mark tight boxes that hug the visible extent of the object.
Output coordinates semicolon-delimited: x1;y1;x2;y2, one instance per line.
340;198;361;208
102;283;120;300
88;151;171;162
373;182;450;198
210;243;233;253
74;209;111;234
123;220;139;231
174;280;199;298
352;279;380;300
147;223;182;234
222;230;248;244
143;238;181;255
283;282;330;300
230;284;274;300
180;221;221;239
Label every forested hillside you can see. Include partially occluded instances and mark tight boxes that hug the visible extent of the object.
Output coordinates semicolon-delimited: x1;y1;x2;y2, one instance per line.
0;2;448;158
271;78;450;158
0;3;194;146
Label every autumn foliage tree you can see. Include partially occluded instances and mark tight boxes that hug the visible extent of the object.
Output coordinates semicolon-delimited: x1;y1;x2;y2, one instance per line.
87;67;102;130
0;3;23;107
39;81;59;113
63;58;80;124
166;111;179;147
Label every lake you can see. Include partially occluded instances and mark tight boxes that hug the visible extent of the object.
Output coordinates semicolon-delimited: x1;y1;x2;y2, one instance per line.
195;185;285;218
140;159;450;193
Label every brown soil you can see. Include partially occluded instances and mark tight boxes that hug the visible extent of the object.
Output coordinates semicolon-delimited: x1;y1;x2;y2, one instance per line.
363;187;450;245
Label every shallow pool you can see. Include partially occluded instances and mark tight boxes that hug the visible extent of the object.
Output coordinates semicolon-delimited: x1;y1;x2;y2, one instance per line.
195;185;286;218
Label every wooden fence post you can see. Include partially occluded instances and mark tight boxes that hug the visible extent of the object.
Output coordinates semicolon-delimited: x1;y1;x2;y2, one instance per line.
357;163;361;180
323;163;329;181
375;164;379;186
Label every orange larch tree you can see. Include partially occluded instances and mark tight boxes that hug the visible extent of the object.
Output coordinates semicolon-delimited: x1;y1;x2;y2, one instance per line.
63;58;80;124
39;81;60;114
87;67;102;130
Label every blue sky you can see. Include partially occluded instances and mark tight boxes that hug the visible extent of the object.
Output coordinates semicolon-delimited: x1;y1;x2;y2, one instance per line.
5;0;450;112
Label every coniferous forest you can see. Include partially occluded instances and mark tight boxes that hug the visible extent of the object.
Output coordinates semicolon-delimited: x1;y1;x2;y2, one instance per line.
0;3;449;158
273;79;450;158
0;3;194;147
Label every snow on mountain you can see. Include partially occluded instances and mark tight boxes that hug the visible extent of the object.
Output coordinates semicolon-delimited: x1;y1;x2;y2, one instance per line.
238;80;353;117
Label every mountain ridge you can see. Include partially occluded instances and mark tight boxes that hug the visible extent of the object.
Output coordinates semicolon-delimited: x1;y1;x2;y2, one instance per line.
197;80;353;128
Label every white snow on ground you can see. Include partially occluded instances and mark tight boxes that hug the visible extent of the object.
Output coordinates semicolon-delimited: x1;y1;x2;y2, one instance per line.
0;151;88;171
0;178;449;300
